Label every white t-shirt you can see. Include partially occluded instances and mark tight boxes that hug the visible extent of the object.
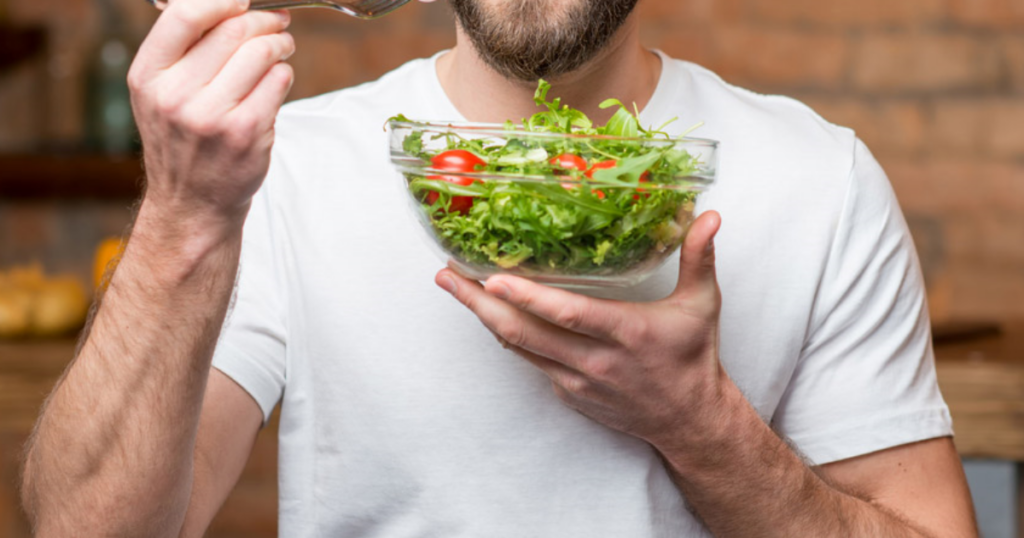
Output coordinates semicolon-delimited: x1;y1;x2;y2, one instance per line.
212;51;952;537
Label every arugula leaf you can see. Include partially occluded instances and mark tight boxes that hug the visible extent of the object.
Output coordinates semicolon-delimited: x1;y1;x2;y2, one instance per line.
591;151;663;185
598;98;639;138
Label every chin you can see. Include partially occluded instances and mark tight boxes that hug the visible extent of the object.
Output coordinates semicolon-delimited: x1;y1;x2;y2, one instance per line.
451;0;639;81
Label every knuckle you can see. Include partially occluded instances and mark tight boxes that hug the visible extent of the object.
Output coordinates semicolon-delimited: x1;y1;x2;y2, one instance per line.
126;68;146;94
554;303;585;330
226;114;260;144
457;291;476;312
250;36;281;64
496;320;527;349
234;112;260;134
221;123;255;150
552;382;572;402
613;313;648;344
224;132;253;153
153;91;184;118
179;108;219;136
170;4;204;29
218;16;249;43
280;32;296;59
628;318;648;341
280;30;295;48
273;62;295;86
559;374;589;396
581;354;612;381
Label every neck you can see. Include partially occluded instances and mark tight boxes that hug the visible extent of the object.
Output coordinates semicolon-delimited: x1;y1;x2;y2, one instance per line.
436;13;661;125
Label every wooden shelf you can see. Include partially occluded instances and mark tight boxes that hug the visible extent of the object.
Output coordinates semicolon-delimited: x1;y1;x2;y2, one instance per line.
0;153;144;200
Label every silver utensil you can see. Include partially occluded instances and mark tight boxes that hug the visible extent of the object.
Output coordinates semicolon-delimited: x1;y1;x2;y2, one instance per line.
145;0;412;19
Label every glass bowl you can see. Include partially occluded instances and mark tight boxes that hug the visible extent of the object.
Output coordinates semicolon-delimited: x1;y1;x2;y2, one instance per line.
388;120;718;288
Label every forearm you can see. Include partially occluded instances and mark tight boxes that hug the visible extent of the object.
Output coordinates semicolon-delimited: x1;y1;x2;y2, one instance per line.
656;381;931;538
22;201;244;537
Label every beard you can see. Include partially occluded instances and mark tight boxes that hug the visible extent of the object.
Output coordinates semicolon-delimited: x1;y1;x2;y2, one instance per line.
449;0;640;81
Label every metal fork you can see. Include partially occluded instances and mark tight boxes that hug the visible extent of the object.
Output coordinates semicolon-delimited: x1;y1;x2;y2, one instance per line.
144;0;412;19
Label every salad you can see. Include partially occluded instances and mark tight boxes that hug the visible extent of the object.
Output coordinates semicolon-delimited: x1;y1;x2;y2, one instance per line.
388;81;712;281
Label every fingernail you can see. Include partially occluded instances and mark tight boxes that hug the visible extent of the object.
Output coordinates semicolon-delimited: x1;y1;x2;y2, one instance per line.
438;275;457;295
490;282;511;300
705;237;715;252
237;0;249;7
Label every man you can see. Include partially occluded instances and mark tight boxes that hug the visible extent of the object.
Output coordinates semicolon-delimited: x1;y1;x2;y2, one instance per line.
21;0;978;535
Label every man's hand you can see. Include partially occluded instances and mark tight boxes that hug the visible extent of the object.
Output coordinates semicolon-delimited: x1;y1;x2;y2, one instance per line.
129;0;295;233
436;211;725;447
21;1;295;536
436;210;976;537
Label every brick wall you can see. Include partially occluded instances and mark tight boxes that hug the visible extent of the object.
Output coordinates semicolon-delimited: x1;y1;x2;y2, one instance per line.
636;0;1024;322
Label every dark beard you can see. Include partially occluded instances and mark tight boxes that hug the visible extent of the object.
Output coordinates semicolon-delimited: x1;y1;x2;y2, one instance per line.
449;0;639;81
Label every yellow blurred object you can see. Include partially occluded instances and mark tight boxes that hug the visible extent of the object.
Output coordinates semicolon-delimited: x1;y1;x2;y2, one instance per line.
6;262;45;288
0;287;32;338
31;277;89;337
93;237;125;291
0;263;90;339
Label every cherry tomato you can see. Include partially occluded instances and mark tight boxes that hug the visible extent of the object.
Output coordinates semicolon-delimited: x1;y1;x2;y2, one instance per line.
431;150;486;172
634;171;651;200
550;153;588;172
580;160;617;200
552;155;605;199
585;159;618;179
559;181;605;199
587;160;652;200
425;174;476;214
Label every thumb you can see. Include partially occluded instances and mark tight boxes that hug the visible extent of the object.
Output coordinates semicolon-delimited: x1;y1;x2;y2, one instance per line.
671;210;722;301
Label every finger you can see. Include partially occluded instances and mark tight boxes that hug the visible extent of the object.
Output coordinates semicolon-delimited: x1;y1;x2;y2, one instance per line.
136;0;249;74
206;61;293;150
204;31;295;105
170;10;291;90
436;270;599;369
482;275;626;342
670;210;721;301
507;345;590;396
235;60;294;115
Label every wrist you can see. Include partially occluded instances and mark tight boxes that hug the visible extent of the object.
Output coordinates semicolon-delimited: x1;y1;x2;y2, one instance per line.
649;374;756;466
124;198;247;284
137;191;248;240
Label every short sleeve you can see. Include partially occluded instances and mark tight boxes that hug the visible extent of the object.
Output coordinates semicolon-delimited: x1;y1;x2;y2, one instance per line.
771;139;952;465
211;182;288;423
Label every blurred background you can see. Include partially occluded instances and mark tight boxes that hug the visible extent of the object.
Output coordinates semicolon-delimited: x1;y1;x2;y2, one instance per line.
0;0;1022;536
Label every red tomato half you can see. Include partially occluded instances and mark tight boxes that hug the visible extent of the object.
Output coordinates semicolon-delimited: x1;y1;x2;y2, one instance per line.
582;160;617;200
587;160;653;200
425;174;476;214
634;171;651;200
585;159;618;179
431;150;486;172
552;155;604;198
560;183;606;199
550;153;588;172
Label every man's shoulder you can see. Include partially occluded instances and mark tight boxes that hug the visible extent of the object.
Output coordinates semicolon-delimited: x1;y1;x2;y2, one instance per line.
666;56;856;167
676;57;849;132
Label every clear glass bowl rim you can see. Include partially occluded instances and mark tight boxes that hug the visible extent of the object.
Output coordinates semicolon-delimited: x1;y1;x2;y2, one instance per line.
389;120;718;190
387;120;721;147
